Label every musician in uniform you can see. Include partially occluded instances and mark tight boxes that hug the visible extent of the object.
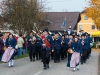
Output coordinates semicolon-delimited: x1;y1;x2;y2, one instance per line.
80;34;86;64
88;34;93;57
82;33;89;63
36;33;42;60
66;26;74;35
61;35;65;60
51;34;55;60
41;29;54;69
86;33;92;59
78;30;84;36
67;34;73;67
53;32;62;63
30;38;37;61
27;31;33;53
63;34;70;59
85;33;90;59
27;31;37;61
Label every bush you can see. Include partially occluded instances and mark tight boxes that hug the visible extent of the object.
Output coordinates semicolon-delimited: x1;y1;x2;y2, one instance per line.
92;42;98;48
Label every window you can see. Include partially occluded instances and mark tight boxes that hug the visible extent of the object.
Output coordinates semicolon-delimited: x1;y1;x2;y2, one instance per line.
84;16;88;20
92;25;95;30
79;25;83;30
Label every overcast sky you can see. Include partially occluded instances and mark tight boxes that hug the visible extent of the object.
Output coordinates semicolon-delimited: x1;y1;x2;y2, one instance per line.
0;0;90;12
44;0;90;12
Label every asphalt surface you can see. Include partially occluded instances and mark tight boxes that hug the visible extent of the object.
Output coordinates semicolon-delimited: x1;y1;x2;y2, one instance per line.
0;51;98;75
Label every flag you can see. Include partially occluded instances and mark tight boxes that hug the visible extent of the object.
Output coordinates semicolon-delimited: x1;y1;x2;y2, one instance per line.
61;17;66;28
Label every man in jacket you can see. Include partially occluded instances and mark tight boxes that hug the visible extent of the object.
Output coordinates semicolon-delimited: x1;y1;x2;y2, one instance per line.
17;34;24;57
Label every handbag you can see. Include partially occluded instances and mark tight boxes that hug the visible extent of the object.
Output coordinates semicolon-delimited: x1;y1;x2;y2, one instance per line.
2;45;6;51
68;48;74;54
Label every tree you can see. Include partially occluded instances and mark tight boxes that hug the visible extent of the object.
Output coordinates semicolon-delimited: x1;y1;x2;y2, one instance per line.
0;0;49;34
85;0;100;29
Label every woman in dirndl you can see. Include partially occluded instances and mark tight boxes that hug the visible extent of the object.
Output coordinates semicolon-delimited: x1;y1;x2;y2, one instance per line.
67;36;82;72
5;33;16;67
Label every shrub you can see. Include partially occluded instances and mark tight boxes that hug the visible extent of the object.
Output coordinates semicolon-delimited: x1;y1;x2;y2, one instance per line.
92;42;98;48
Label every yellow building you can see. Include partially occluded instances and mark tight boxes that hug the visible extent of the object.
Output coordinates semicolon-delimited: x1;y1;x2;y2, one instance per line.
77;12;99;34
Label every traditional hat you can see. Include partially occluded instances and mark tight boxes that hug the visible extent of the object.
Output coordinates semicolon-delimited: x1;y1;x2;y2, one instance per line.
43;29;48;32
51;34;54;36
55;31;59;34
79;29;84;32
0;33;3;37
81;34;85;36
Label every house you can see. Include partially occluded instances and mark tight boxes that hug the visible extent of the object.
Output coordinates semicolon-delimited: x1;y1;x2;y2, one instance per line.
46;12;81;32
77;10;99;34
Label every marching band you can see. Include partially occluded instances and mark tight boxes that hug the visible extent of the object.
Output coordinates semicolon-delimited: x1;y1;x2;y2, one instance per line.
0;26;93;72
26;26;93;71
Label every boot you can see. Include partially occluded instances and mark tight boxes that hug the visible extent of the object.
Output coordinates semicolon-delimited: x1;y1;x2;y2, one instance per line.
43;65;47;70
73;68;76;72
11;60;14;67
47;64;49;69
76;65;79;70
33;58;35;61
8;60;11;67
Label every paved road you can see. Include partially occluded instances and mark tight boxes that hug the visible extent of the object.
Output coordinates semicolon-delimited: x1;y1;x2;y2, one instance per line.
0;51;98;75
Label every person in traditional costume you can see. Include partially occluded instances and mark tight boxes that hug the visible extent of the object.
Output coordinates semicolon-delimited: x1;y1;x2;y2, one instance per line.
61;35;65;60
53;32;62;63
67;37;82;72
67;34;73;67
88;34;93;57
51;34;55;60
85;33;90;60
66;26;74;35
27;31;33;54
4;33;16;67
63;34;70;59
80;34;88;64
30;38;37;61
0;33;4;61
36;33;42;60
41;29;54;69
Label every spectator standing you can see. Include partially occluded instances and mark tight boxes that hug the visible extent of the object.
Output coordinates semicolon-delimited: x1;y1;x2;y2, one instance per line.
17;34;24;57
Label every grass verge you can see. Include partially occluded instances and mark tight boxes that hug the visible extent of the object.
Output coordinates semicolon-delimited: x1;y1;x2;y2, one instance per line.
14;54;29;60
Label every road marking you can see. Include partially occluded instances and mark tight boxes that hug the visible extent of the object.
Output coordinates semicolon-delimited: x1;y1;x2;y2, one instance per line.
34;71;42;75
